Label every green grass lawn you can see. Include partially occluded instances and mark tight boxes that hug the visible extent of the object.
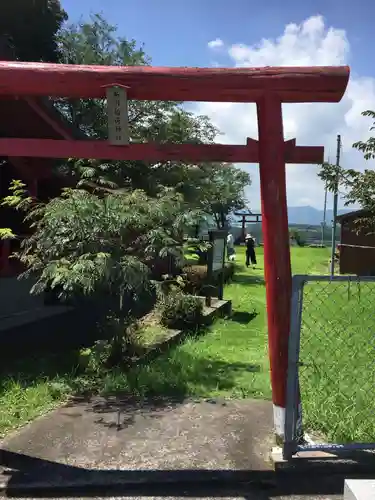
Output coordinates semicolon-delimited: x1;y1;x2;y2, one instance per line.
105;246;329;401
300;279;375;443
0;353;78;437
3;244;373;445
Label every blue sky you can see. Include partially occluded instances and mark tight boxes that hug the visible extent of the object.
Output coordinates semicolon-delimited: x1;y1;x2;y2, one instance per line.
60;0;375;210
61;0;372;75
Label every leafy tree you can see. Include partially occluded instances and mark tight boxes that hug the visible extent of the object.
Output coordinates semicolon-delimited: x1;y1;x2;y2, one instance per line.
318;161;342;193
55;14;219;198
1;181;200;297
338;169;375;232
56;13;152;137
55;13;245;225
194;164;251;228
1;180;205;360
1;175;209;359
318;110;375;232
353;110;375;160
0;0;67;62
289;228;305;247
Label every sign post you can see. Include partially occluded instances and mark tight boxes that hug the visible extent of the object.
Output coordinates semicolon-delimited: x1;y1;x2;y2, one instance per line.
106;85;129;145
207;230;227;305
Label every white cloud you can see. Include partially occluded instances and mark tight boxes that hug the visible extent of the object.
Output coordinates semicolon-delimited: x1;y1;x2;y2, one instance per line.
196;15;375;210
207;38;224;49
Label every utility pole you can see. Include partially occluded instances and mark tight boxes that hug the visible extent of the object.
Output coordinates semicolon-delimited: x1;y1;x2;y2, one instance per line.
330;135;341;276
321;156;329;247
321;181;328;246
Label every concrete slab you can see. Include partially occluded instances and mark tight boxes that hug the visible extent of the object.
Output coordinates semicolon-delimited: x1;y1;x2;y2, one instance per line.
344;479;375;500
0;397;354;499
0;399;273;490
272;445;375;476
1;398;272;471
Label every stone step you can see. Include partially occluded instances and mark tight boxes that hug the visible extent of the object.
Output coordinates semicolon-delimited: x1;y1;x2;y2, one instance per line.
344;479;375;500
0;277;43;318
0;304;73;333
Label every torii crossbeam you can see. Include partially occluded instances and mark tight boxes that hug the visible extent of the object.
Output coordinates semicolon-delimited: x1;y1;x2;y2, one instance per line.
0;137;323;162
0;61;350;443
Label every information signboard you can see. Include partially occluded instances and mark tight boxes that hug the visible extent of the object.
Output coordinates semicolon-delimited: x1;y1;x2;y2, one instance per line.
212;237;225;271
207;229;227;301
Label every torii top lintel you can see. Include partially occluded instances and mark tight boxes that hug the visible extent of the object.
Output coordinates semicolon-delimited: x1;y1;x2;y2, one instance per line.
0;62;349;103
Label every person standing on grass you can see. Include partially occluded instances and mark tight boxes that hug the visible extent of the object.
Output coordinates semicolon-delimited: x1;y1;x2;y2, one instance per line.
245;233;257;268
227;232;235;261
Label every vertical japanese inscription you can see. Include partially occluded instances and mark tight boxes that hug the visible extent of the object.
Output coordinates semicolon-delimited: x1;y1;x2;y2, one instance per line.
106;86;129;145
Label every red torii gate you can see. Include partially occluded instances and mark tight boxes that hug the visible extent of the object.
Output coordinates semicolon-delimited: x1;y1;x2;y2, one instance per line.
0;62;349;441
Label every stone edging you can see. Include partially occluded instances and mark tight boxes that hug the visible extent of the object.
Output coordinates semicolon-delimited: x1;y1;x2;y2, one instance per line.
127;298;232;368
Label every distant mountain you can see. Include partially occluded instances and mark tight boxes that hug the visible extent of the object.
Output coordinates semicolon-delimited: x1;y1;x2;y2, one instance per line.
286;206;352;226
241;206;353;226
209;206;355;231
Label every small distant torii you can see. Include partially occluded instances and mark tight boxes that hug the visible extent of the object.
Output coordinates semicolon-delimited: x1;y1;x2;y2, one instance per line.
234;208;262;242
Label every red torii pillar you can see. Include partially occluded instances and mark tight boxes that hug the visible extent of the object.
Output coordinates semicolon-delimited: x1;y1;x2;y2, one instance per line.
0;62;350;441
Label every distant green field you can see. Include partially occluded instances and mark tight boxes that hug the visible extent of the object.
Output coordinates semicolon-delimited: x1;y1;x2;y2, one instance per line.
230;222;336;246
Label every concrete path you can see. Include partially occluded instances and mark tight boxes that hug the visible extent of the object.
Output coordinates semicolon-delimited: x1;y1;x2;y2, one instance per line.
0;397;345;499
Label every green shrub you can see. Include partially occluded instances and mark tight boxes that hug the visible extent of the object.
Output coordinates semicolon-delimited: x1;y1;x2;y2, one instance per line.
183;265;207;294
223;262;235;282
290;229;306;247
78;340;113;375
182;262;235;295
78;316;146;374
159;293;204;330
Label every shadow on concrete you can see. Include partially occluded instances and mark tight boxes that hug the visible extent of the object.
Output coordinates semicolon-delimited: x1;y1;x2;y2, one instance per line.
79;394;183;431
2;449;375;499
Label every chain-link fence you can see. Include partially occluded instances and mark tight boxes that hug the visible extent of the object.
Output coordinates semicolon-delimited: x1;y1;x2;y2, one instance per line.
284;275;375;458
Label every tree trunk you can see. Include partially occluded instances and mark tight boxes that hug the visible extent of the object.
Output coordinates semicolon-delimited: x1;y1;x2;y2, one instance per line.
220;211;226;229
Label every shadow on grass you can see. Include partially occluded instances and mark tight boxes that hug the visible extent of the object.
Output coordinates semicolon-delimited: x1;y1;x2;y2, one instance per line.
101;345;263;401
229;310;258;324
233;274;265;286
0;349;80;391
0;282;261;434
0;327;263;411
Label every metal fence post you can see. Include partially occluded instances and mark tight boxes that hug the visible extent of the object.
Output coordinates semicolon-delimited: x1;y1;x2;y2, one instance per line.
286;275;375;456
284;275;305;459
